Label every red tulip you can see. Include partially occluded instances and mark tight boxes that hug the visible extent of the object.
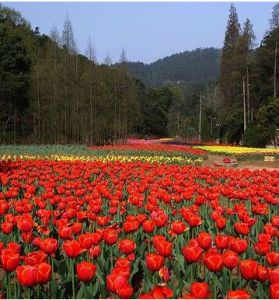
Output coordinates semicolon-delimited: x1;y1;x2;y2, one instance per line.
215;217;226;230
39;238;58;255
254;242;270;256
118;239;136;255
239;259;258;280
190;282;210;299
234;223;250;235
182;243;203;263
106;273;128;294
204;251;223;272
171;221;187;234
271;215;279;228
17;215;34;232
223;250;239;270
63;240;83;258
155;241;172;257
256;264;268;282
267;252;279;266
123;220;139;233
103;229;118;245
16;265;38;287
1;222;14;234
116;283;133;298
197;232;212;249
269;268;279;283
227;289;250;299
89;245;101;258
24;251;48;266
0;249;20;272
76;261;96;282
37;262;52;284
142;219;156;233
151;285;174;299
146;253;164;272
215;234;229;249
270;283;279;299
229;238;248;254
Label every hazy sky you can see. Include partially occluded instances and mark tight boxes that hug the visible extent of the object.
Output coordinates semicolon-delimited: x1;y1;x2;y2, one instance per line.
5;2;276;63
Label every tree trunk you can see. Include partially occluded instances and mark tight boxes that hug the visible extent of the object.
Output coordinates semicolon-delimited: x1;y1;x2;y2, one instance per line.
274;37;278;98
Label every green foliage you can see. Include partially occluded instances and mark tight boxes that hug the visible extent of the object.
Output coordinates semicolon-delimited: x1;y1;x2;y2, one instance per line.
243;123;270;147
0;15;31;142
126;48;220;87
257;97;279;143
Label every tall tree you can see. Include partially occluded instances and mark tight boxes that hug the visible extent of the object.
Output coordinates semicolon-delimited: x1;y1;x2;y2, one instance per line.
0;17;31;142
270;3;279;98
219;4;241;109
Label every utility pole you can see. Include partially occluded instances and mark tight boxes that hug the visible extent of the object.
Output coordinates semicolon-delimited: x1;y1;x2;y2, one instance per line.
243;77;247;132
274;37;278;98
199;94;202;141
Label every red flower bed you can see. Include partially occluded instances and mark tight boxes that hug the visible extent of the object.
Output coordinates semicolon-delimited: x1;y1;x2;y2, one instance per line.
0;160;278;298
89;143;207;156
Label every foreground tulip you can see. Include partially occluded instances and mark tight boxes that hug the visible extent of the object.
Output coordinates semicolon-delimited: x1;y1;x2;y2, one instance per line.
190;282;210;299
0;249;20;272
270;283;279;299
267;252;279;266
76;261;96;282
227;289;250;299
155;240;172;257
182;243;203;263
223;250;239;270
239;259;258;280
23;251;48;266
39;238;58;255
146;253;164;272
37;262;52;284
197;232;212;249
269;268;279;283
63;240;83;258
256;264;268;282
204;251;223;272
171;221;187;234
106;273;128;294
215;234;229;249
118;239;136;255
16;265;38;287
116;283;133;298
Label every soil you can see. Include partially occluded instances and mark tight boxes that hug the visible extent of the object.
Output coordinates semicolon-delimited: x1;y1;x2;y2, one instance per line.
203;154;279;171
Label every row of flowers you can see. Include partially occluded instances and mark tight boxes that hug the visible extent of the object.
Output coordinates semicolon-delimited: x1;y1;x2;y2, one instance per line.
0;159;278;298
0;145;206;165
0;154;203;165
194;146;279;161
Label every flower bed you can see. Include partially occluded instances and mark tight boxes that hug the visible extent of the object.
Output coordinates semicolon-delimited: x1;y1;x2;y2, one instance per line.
0;145;206;165
0;159;278;298
195;145;279;161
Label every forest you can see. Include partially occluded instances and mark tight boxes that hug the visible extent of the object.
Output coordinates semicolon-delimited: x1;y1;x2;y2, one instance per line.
0;3;279;146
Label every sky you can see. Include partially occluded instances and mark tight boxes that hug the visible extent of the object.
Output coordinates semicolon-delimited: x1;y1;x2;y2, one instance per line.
4;2;276;64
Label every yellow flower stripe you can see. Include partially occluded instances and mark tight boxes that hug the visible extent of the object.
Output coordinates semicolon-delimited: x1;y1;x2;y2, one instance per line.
194;145;279;155
0;154;203;165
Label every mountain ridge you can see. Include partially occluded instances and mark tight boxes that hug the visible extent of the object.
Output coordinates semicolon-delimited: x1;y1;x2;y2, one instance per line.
125;47;221;87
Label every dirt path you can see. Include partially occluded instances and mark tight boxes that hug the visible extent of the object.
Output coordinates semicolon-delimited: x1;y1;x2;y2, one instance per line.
203;154;279;171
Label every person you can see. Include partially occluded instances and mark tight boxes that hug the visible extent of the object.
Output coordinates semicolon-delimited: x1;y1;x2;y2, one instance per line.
144;135;148;141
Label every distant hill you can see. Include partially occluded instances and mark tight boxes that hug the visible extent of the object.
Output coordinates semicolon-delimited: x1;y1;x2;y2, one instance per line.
126;48;221;86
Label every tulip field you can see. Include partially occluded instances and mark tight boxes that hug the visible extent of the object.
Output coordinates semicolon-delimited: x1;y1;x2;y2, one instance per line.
0;144;278;298
194;145;279;161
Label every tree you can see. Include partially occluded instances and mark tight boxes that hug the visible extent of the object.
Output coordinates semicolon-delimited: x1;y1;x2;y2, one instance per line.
219;4;241;110
0;17;31;142
257;97;279;147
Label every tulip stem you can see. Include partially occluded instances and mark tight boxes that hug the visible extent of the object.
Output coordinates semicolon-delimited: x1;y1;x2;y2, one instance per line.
71;259;76;299
213;274;217;299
